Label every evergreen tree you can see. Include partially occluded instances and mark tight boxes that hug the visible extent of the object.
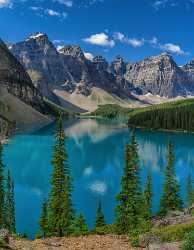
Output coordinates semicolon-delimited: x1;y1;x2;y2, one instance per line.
144;172;153;220
5;170;16;233
48;115;74;237
10;177;16;233
186;174;194;207
142;171;153;229
39;200;49;238
74;214;88;236
0;142;5;228
115;131;142;234
95;202;106;229
159;142;183;216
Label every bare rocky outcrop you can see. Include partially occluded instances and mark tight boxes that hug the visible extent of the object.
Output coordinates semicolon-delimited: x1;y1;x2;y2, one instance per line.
110;55;126;77
0;229;9;244
125;53;191;97
152;207;194;228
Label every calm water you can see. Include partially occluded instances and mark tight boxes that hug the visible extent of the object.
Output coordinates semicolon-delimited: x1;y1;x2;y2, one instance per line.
2;118;194;238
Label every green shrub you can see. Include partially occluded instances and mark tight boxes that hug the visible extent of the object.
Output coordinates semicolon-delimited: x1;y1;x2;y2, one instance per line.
92;225;115;235
0;239;6;247
152;222;194;242
182;230;194;250
129;230;140;247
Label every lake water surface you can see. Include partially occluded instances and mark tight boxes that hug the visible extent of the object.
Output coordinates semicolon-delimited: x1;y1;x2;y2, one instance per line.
3;118;194;238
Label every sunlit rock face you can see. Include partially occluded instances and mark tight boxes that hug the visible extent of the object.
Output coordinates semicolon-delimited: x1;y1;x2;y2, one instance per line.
110;55;126;77
125;53;191;97
183;58;194;80
0;38;46;113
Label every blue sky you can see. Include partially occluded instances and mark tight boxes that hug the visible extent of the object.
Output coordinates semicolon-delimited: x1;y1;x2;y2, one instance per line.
1;0;194;64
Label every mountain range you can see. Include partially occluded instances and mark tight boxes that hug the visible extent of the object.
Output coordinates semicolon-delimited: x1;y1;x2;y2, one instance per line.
2;32;194;119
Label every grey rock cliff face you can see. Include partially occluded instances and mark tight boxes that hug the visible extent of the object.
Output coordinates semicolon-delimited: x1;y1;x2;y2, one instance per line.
0;38;46;113
110;56;126;77
183;58;194;77
125;53;190;97
10;33;71;102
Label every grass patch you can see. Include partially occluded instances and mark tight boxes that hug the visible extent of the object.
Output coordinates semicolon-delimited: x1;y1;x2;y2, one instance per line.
151;222;194;242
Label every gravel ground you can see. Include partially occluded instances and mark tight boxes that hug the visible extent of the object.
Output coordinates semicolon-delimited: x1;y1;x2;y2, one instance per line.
10;235;143;250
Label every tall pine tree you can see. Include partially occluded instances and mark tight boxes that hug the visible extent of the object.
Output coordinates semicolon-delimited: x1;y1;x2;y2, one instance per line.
39;200;49;238
95;202;106;229
48;115;74;237
186;174;194;207
142;171;153;230
159;142;183;216
115;131;142;234
11;177;16;234
0;142;5;229
74;214;88;236
5;170;16;233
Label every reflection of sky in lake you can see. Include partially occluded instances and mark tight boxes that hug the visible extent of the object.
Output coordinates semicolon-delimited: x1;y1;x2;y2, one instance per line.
3;119;194;238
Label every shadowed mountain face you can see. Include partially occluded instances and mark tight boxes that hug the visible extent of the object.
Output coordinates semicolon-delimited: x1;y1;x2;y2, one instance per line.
0;38;50;124
9;32;194;105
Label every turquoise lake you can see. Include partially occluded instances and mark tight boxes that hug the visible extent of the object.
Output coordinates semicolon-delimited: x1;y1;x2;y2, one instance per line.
2;118;194;239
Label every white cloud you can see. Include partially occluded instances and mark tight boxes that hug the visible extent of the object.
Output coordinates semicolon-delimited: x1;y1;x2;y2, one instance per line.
53;0;73;7
149;37;158;45
84;52;94;61
0;0;12;8
84;33;115;48
127;38;145;47
30;6;68;19
30;6;42;11
153;0;169;10
113;31;188;55
152;0;194;10
45;8;61;16
160;43;186;55
113;32;125;42
113;32;144;47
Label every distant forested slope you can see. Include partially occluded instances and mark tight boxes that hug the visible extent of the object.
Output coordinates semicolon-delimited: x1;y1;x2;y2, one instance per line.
90;104;132;119
128;99;194;132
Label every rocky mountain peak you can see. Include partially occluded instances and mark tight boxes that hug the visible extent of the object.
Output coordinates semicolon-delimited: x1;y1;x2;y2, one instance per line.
125;52;188;97
110;55;126;76
26;32;48;42
92;55;108;71
59;45;85;60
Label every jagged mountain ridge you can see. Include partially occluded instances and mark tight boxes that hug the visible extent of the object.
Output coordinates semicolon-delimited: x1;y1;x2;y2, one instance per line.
125;53;193;97
11;33;133;100
9;32;194;109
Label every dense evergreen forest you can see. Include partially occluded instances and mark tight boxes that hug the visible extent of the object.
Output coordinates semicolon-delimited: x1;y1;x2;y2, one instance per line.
128;99;194;132
90;104;132;119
